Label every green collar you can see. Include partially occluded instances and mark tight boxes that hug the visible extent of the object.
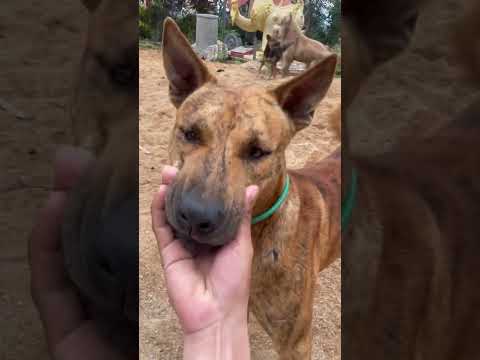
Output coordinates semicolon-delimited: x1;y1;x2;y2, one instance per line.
252;175;290;225
341;169;357;232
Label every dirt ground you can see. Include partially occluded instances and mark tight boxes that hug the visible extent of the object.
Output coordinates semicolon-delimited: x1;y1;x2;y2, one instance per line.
139;48;341;359
0;1;86;359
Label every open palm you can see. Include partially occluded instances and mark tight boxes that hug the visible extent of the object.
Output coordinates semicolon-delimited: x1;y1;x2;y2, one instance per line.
151;166;258;334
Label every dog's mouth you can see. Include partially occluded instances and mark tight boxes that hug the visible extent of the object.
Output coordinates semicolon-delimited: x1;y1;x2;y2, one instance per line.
171;228;218;256
164;183;243;254
169;219;234;249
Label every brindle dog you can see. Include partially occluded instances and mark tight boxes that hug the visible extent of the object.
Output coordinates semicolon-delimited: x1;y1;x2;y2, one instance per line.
162;18;340;359
259;34;294;79
61;0;138;355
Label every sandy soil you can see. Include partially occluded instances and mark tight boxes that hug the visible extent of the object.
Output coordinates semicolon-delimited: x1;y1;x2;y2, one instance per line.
0;1;86;359
139;48;341;359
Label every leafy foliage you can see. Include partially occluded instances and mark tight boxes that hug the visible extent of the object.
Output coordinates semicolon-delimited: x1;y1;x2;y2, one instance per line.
304;0;340;46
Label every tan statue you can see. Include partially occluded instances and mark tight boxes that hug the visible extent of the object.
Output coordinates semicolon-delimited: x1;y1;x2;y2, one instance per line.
230;0;305;50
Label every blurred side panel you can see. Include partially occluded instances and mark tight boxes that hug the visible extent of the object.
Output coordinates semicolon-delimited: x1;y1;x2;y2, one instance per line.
0;0;139;359
342;0;480;359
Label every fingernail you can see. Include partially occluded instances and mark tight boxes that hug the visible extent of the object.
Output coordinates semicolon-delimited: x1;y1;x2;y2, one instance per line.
162;165;178;174
158;184;167;194
247;185;259;205
161;165;178;184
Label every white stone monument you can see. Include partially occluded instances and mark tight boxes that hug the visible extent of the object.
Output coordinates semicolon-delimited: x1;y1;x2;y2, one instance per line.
195;14;219;55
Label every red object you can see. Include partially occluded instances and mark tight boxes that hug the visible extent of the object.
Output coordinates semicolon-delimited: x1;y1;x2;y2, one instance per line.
230;47;254;58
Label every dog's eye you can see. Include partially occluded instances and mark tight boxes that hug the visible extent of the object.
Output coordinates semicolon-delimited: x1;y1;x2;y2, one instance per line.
181;128;200;143
94;51;138;89
110;63;136;87
248;146;271;160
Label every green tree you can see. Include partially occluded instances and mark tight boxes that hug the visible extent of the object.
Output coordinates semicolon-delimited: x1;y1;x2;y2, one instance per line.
304;0;340;47
325;0;340;46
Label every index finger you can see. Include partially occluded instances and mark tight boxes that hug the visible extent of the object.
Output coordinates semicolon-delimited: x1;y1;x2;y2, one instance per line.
151;185;169;229
151;186;193;270
151;185;178;252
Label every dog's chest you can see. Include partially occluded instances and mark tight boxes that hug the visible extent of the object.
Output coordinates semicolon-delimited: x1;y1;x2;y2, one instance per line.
250;194;311;297
267;48;283;63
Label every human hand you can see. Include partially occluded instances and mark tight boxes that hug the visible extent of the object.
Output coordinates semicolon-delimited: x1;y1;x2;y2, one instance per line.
29;147;125;360
151;166;258;359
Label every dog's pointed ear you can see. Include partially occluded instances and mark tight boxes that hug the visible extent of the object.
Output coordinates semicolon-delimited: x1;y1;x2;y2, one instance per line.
271;54;337;132
162;18;216;108
80;0;102;12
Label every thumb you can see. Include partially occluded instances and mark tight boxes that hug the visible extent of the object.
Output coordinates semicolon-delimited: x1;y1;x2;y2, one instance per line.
214;185;259;270
244;185;259;222
235;185;259;240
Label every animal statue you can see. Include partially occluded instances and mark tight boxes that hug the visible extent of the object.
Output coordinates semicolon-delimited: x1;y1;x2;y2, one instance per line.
230;0;305;50
271;12;332;76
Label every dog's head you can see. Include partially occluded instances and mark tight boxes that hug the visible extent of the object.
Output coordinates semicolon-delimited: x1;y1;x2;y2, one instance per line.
162;18;336;250
271;8;305;41
63;0;139;351
71;0;138;153
272;12;291;40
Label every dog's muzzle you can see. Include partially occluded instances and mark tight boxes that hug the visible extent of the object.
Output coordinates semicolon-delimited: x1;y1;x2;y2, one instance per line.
165;182;241;251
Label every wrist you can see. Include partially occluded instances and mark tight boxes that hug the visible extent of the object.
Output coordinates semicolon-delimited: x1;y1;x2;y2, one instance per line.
183;310;250;360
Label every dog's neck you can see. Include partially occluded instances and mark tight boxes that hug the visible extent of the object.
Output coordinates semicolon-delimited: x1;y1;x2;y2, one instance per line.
252;171;288;220
284;21;303;44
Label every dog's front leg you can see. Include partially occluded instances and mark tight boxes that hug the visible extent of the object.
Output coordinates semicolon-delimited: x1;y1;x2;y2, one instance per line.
259;61;265;74
271;63;278;79
277;326;313;360
280;48;295;77
251;268;315;359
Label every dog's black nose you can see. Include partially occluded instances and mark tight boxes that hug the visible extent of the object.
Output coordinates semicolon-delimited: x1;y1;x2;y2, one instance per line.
177;190;224;239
